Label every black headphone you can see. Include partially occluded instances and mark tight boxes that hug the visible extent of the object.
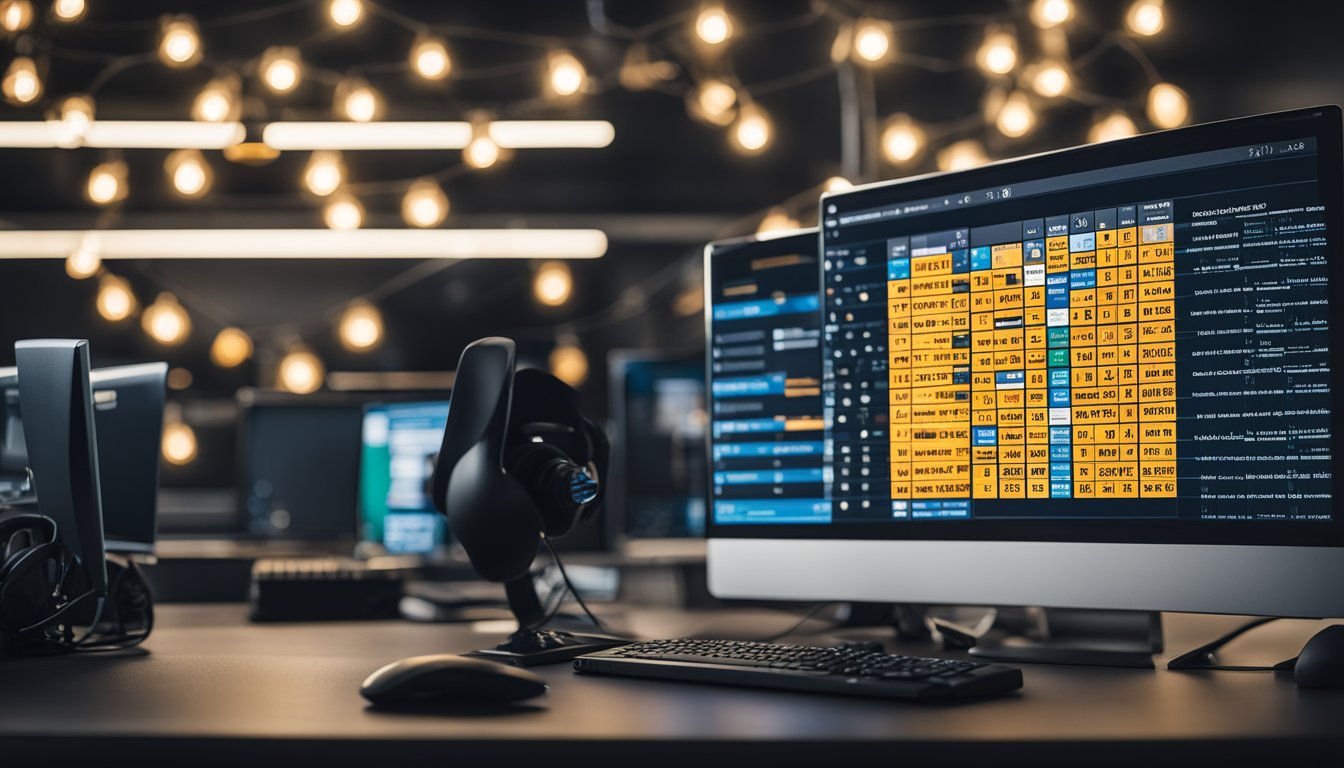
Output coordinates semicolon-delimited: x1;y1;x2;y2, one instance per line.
431;337;608;583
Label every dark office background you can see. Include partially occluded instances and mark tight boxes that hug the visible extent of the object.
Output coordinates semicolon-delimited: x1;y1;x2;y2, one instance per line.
1;0;1342;498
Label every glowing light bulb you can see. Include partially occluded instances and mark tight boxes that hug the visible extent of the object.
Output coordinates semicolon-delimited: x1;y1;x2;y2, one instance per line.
0;0;32;33
1030;60;1071;98
936;140;989;171
327;0;362;28
1147;82;1189;129
549;341;588;387
165;149;212;198
303;151;344;196
695;79;737;122
96;274;136;321
694;4;733;46
1030;0;1072;28
261;47;302;94
401;179;448;228
323;194;364;230
1126;0;1164;36
410;36;451;80
162;421;198;465
880;114;924;164
2;56;41;105
853;19;892;64
54;93;95;146
192;77;238;122
65;234;100;279
1089;110;1138;143
533;261;573;307
87;160;127;206
995;92;1036;138
757;207;800;235
824;176;853;193
158;16;202;68
142;293;191;345
976;29;1018;75
732;103;772;155
546;50;586;97
463;121;501;169
210;327;253;368
336;77;380;122
339;302;383;351
52;0;84;22
278;347;324;394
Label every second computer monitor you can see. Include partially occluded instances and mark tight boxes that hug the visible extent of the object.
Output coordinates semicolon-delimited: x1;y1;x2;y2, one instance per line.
359;401;450;556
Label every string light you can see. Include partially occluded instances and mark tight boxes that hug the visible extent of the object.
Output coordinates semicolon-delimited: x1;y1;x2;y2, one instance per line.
1028;60;1072;98
880;114;924;164
192;77;239;122
51;0;84;23
694;3;733;46
463;119;501;169
732;103;772;155
619;43;678;91
277;346;325;394
165;148;212;198
533;261;573;306
1126;0;1165;36
142;292;191;345
335;77;381;122
327;0;363;28
54;93;95;147
546;50;586;98
401;178;448;228
339;301;383;351
96;274;136;322
757;207;800;235
2;57;41;105
161;420;198;466
937;140;989;171
410;35;451;80
158;15;202;68
691;79;737;125
323;194;364;230
1147;82;1189;129
86;160;128;206
1088;110;1139;143
303;150;345;196
852;19;893;64
995;92;1037;138
1030;0;1072;28
824;176;853;193
210;327;254;368
65;233;100;279
260;47;302;94
549;338;589;387
976;28;1018;75
0;0;32;33
166;367;193;390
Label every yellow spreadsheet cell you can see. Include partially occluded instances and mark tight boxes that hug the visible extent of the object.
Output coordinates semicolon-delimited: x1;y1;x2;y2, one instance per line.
1098;266;1118;286
1140;443;1176;461
889;321;912;340
1071;367;1097;388
890;279;912;298
913;443;972;463
1098;285;1120;305
971;271;993;291
972;312;996;332
1074;386;1116;405
1074;463;1094;482
988;267;1018;289
999;446;1025;463
1117;479;1139;496
1073;444;1094;462
911;313;970;333
1027;476;1050;498
998;478;1026;499
1119;403;1138;422
993;351;1025;369
1139;263;1175;282
1070;306;1097;325
890;351;911;370
1097;306;1117;325
891;481;912;498
1097;229;1117;249
974;349;993;368
1096;326;1120;348
1047;236;1070;266
972;373;996;392
1025;328;1047;349
1070;250;1097;270
910;295;969;316
973;410;998;426
1073;425;1095;443
997;390;1025;409
1118;246;1137;266
1027;425;1050;443
890;388;912;405
1071;347;1097;366
1139;383;1177;402
994;328;1024;349
912;331;962;349
914;480;971;498
994;290;1024;311
1139;281;1175;301
999;426;1026;444
1027;446;1050;463
1072;405;1119;424
1026;349;1047;367
1118;228;1138;247
913;349;971;367
912;461;970;481
971;292;995;313
1118;284;1138;303
1140;402;1178;422
992;242;1024;268
1071;325;1098;346
998;409;1025;426
975;479;998;498
911;275;954;296
1119;444;1138;462
1118;343;1138;363
1139;343;1176;367
973;447;999;463
1141;480;1177;497
973;335;996;357
889;370;911;388
1140;423;1176;442
889;300;910;320
1097;367;1119;387
1116;303;1137;323
913;405;971;425
1071;288;1096;307
1094;444;1121;462
890;406;911;425
1139;321;1175;344
1098;480;1119;497
1139;242;1175;263
1027;408;1048;425
912;253;954;276
911;386;968;405
913;424;972;443
1138;301;1174;323
1097;250;1117;271
1025;286;1046;307
891;461;912;481
1075;480;1096;498
1118;384;1138;403
1140;462;1177;481
1026;369;1047;388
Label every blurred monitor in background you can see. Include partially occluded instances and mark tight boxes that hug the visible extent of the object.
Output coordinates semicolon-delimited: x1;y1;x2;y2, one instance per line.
91;363;168;555
359;400;451;557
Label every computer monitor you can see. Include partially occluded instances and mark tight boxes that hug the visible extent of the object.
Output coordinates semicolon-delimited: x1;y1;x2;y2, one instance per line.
358;400;451;556
703;228;827;524
90;363;167;555
708;107;1344;620
607;352;708;553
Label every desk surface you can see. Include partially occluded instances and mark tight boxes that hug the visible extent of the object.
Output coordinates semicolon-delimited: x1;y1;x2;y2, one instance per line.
2;604;1341;766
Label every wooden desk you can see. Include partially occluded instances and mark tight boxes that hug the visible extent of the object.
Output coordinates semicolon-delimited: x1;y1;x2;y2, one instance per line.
1;604;1340;766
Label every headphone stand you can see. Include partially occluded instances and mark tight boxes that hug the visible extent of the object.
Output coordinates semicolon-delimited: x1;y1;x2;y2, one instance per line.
464;573;628;667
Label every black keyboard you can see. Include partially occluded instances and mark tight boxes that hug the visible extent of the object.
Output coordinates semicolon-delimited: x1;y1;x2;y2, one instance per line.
573;638;1023;701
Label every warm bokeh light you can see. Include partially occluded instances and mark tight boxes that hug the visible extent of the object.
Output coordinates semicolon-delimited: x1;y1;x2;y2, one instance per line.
2;56;41;105
336;77;381;122
328;0;363;28
55;93;95;145
165;148;212;198
210;327;254;368
1030;0;1072;28
65;234;100;279
323;194;364;230
96;274;136;322
695;79;737;123
463;123;501;169
995;92;1036;138
547;50;586;97
339;301;383;351
158;16;202;68
0;0;33;33
694;4;733;46
142;293;191;345
976;29;1018;75
52;0;84;23
192;77;238;122
824;176;853;193
162;421;198;465
303;150;345;196
278;347;325;394
87;160;128;206
1147;82;1189;129
1126;0;1165;36
880;114;924;164
852;19;892;64
534;261;573;306
937;140;989;172
1029;60;1071;98
261;47;302;94
410;36;451;80
732;103;772;155
549;341;589;387
757;207;800;235
401;178;448;228
1089;110;1139;143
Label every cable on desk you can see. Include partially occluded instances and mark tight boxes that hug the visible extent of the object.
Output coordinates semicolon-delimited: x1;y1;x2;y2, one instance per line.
758;602;839;642
541;535;609;635
1166;616;1296;671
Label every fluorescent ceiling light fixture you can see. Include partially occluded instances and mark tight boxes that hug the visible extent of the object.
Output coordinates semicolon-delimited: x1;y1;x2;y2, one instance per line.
261;120;615;150
0;121;245;148
0;229;608;260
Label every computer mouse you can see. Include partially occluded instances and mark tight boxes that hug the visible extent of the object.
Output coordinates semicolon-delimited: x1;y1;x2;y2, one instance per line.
360;654;548;705
1294;625;1344;689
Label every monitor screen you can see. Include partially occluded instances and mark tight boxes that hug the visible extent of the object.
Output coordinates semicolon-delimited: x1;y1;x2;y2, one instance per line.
90;363;167;554
359;401;450;555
